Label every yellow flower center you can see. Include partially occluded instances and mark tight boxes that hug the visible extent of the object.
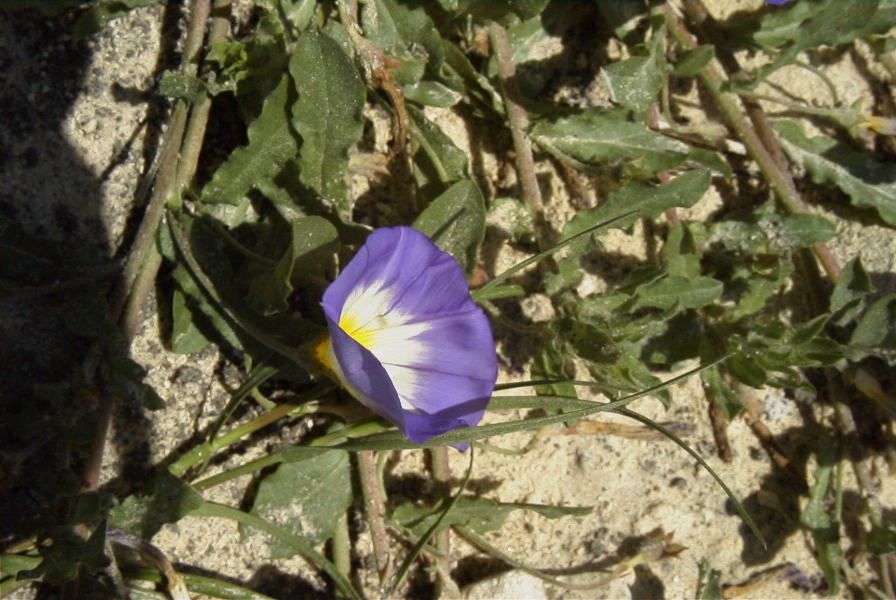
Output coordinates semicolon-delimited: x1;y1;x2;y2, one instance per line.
338;312;380;350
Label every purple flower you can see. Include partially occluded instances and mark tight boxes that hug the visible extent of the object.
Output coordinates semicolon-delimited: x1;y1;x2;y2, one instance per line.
766;0;795;4
319;227;497;445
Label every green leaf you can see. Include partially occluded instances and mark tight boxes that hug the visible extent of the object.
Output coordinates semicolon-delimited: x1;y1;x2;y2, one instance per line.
800;435;843;595
672;45;714;77
531;337;577;401
491;14;552;96
545;254;582;295
413;180;486;273
696;558;723;600
256;0;317;35
393;498;590;537
249;451;352;558
750;0;896;85
850;294;896;363
532;110;703;173
157;72;207;102
409;105;470;186
360;0;444;85
630;276;723;311
402;80;463;107
730;268;782;321
170;288;212;354
700;366;744;420
661;222;701;279
289;28;365;217
200;75;298;206
756;214;836;251
776;120;896;226
563;170;711;242
867;521;896;555
247;216;338;315
600;28;664;113
109;470;203;538
830;257;873;325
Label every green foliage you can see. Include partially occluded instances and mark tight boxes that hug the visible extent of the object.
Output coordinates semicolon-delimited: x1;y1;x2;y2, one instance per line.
776;121;896;226
412;179;486;273
249;451;352;557
695;558;723;600
289;28;366;217
601;25;664;113
749;0;896;86
16;0;896;596
109;471;203;539
800;436;843;595
393;498;591;536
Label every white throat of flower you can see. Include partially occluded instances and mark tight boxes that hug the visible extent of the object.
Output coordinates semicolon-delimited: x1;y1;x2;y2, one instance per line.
337;280;432;413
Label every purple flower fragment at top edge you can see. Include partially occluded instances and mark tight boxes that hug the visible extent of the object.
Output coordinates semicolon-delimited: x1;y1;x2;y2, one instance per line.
766;0;795;4
320;226;497;448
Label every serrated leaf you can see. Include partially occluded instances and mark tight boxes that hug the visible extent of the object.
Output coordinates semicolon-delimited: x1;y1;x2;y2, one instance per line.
201;76;298;205
600;29;664;113
532;110;697;173
630;275;723;311
563;170;711;243
776;120;896;226
249;451;352;558
412;180;485;273
289;29;365;217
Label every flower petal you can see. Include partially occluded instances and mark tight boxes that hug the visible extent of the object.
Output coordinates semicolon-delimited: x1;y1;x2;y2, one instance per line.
321;227;497;444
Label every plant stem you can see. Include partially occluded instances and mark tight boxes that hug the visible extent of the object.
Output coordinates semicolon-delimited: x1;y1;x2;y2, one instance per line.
489;21;549;247
430;446;453;584
358;449;392;586
333;512;352;587
83;0;215;497
665;2;841;284
169;395;315;477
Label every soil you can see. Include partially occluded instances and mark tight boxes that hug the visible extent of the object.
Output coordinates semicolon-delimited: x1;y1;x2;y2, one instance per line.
2;1;894;599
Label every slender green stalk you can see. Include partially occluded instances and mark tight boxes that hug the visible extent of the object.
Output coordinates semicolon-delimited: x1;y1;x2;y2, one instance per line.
332;513;352;588
169;398;308;477
192;503;361;600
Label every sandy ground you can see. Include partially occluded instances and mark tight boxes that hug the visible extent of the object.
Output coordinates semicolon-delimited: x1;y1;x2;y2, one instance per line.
3;1;895;599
